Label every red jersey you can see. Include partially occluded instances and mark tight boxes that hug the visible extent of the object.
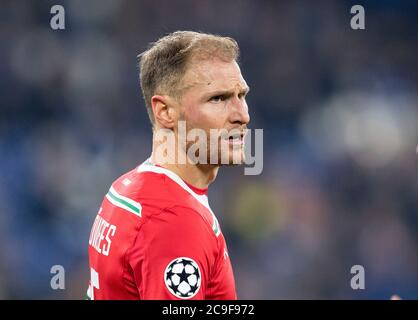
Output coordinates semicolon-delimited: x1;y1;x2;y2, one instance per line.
87;159;237;300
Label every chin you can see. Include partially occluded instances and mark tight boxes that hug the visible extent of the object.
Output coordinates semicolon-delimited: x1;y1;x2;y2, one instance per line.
218;150;246;166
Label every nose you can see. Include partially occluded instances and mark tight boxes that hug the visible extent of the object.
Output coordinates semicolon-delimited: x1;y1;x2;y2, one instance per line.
229;97;250;126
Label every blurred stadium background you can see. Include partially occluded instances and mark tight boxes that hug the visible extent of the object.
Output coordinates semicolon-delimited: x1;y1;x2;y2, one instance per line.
0;0;417;299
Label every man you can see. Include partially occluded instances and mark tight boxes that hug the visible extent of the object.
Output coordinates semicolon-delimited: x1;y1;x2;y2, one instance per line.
87;31;250;299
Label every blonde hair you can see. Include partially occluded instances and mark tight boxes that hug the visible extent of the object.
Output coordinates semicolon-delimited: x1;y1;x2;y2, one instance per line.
138;31;240;124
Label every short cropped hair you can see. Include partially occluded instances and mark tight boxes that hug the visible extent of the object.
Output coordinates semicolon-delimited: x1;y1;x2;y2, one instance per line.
138;31;239;125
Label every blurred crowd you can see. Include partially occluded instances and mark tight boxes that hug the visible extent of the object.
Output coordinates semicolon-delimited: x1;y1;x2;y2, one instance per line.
0;0;417;299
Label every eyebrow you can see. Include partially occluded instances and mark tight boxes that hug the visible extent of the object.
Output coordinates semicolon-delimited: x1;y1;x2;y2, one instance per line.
204;86;250;99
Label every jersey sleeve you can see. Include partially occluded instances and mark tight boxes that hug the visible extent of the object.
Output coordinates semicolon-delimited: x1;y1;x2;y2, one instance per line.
128;205;217;300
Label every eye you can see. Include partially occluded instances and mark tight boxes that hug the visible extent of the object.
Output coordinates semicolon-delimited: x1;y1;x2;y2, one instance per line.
238;91;248;100
209;95;227;103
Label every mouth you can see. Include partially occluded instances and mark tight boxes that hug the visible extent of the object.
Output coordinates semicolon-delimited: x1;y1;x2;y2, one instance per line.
227;132;244;146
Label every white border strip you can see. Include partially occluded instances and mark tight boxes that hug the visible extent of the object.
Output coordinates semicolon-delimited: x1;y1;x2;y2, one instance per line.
106;186;142;217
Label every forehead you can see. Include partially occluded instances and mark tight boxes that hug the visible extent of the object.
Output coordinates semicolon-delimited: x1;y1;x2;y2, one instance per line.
181;58;247;93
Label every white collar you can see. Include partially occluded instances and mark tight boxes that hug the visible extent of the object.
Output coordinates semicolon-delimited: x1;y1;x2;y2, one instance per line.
136;158;220;236
137;158;211;211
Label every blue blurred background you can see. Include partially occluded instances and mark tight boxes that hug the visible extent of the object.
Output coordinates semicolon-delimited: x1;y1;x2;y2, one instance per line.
0;0;417;299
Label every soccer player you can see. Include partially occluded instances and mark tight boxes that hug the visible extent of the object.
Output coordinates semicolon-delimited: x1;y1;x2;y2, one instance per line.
87;31;250;300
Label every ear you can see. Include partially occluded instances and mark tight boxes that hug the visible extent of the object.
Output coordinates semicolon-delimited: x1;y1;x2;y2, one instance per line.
151;95;177;129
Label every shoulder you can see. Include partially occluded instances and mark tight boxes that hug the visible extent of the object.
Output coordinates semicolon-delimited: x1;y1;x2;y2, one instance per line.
131;205;219;267
143;205;216;240
104;165;218;240
106;166;177;217
112;167;166;201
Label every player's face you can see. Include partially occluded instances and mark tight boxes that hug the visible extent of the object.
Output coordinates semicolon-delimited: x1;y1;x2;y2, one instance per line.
178;58;250;165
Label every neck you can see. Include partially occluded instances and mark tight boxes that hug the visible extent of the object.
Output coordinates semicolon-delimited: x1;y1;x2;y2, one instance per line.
150;143;219;190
